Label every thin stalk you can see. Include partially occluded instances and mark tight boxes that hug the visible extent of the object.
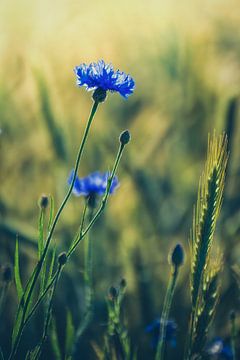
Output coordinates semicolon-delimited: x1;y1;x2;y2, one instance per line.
0;283;8;319
67;142;125;258
72;208;94;354
12;135;126;360
69;199;88;252
156;267;179;360
83;207;94;318
34;265;62;360
24;272;59;329
230;313;236;360
9;101;99;360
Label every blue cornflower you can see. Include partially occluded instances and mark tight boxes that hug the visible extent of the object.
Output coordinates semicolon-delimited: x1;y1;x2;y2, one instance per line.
68;170;119;198
145;319;177;349
74;60;135;99
206;338;233;359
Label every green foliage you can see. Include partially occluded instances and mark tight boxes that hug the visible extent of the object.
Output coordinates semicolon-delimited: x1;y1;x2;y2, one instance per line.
156;248;184;360
14;236;23;302
35;73;67;162
50;318;62;360
104;281;131;360
65;310;75;359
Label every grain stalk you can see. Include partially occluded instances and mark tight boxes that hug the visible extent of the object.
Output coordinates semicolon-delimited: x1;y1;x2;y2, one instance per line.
186;133;228;359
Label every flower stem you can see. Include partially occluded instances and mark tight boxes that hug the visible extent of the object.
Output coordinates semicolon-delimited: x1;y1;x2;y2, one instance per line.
155;266;179;360
67;141;125;258
34;265;62;360
230;312;236;360
9;101;99;360
10;128;127;360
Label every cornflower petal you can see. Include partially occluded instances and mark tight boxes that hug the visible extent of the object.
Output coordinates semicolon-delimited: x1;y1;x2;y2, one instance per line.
68;170;119;197
74;60;135;98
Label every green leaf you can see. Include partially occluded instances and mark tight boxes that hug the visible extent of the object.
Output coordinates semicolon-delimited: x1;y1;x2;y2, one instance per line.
65;310;75;358
25;346;40;360
38;209;44;260
48;246;56;286
11;266;37;348
48;195;54;231
14;236;23;302
50;318;62;360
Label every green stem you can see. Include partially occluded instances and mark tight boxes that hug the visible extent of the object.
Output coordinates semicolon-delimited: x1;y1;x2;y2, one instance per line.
34;265;62;360
72;208;94;353
184;309;195;360
67;142;125;259
11;134;126;360
84;207;94;289
156;267;179;360
24;272;59;329
84;208;94;313
230;314;236;360
9;101;99;360
0;283;8;319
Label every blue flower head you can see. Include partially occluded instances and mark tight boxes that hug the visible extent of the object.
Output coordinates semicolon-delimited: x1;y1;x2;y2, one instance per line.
68;170;119;199
206;337;233;359
74;60;135;99
145;319;177;349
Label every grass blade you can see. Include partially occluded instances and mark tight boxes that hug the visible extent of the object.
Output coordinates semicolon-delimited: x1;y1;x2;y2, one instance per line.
65;310;75;358
14;236;23;302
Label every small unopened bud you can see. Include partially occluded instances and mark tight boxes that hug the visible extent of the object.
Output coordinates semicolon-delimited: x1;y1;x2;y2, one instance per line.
119;278;127;289
119;130;131;145
170;244;184;268
39;194;49;209
108;286;118;300
2;265;12;283
92;88;107;103
58;252;67;266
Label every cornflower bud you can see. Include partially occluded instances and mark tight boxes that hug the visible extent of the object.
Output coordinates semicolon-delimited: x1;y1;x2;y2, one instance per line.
170;244;185;268
119;130;131;145
119;278;127;289
39;194;49;210
58;252;67;266
108;286;118;301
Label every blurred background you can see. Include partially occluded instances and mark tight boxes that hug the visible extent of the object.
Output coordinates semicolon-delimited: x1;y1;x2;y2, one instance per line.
0;0;240;358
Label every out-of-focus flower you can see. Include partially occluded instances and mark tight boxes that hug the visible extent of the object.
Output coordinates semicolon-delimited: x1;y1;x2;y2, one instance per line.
68;170;119;197
74;60;135;99
145;319;177;349
206;337;233;359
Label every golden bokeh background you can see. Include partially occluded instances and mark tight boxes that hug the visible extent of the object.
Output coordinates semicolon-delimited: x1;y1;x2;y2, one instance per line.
1;0;240;358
